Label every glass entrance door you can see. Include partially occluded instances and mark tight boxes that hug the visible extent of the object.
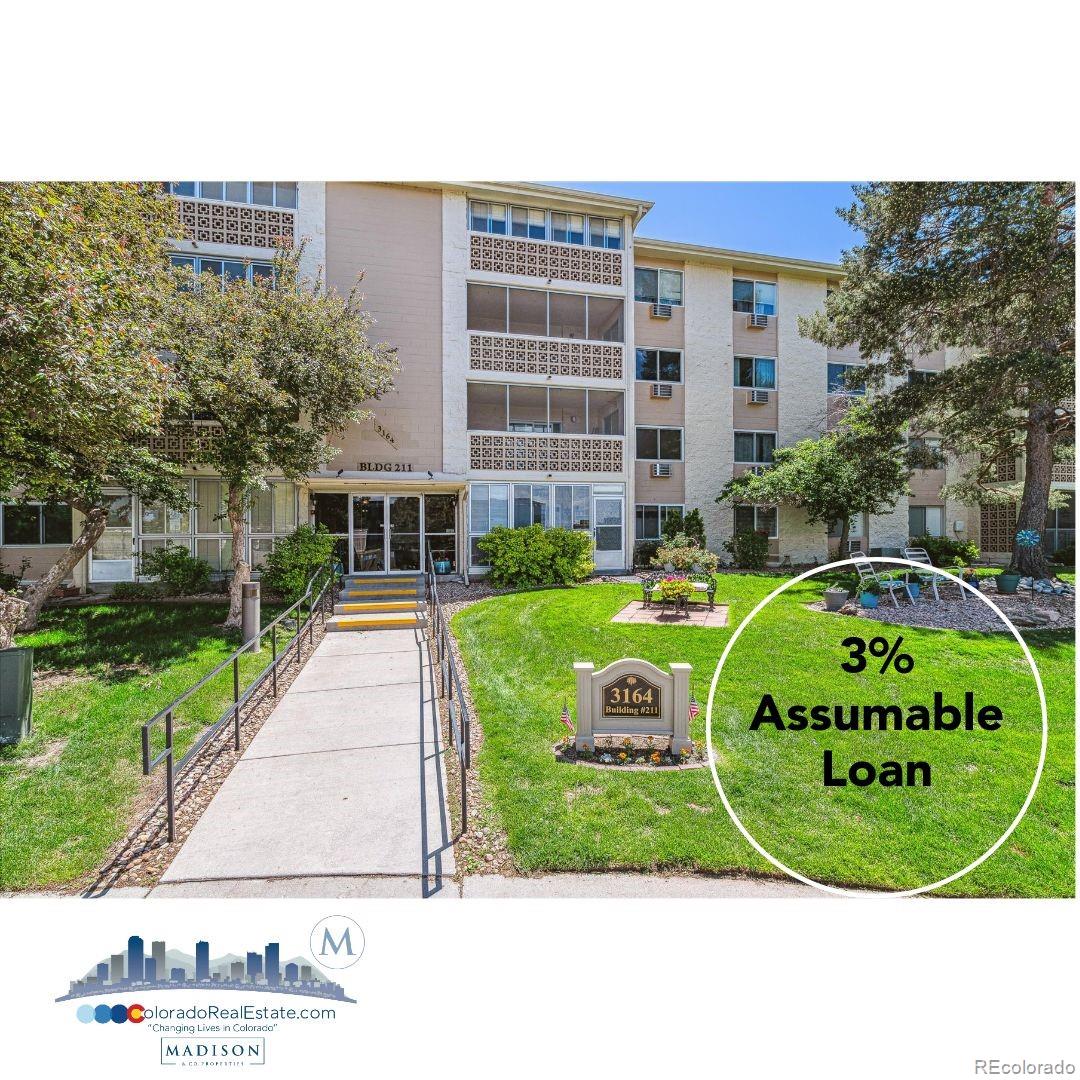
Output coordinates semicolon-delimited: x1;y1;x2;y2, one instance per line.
351;495;386;572
387;496;421;572
593;494;625;571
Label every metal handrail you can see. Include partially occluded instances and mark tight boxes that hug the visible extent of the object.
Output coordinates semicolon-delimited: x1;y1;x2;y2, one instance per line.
140;558;338;840
426;544;469;829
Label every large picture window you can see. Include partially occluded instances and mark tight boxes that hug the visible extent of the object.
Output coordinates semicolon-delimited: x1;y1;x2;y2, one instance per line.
170;255;275;289
0;503;72;545
734;356;776;389
908;505;945;538
467;284;624;342
827;362;866;395
634;267;683;306
635;348;682;382
635;504;684;541
467;383;624;435
169;181;298;208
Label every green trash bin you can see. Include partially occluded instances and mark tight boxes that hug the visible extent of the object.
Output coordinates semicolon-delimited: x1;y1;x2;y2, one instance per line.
0;646;34;744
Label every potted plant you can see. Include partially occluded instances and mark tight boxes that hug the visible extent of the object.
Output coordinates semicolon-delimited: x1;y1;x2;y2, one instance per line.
996;568;1022;594
824;580;850;611
657;576;693;602
858;578;883;608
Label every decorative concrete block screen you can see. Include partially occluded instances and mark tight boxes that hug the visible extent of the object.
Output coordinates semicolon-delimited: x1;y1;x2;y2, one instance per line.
573;658;692;755
1051;461;1074;482
469;434;623;473
469;234;622;287
980;500;1017;553
176;199;295;249
469;334;623;380
147;422;224;464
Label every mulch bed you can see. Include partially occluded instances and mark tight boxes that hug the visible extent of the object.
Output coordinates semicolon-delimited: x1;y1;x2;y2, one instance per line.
554;738;708;771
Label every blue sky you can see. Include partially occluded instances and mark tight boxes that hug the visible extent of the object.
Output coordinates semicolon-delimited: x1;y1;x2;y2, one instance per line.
551;182;862;264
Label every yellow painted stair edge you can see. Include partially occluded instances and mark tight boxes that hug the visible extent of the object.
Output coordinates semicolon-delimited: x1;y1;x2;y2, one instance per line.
338;601;418;613
335;615;420;628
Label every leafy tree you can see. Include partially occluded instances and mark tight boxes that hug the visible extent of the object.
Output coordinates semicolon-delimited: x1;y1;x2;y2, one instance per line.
799;182;1075;578
661;507;707;547
717;406;919;554
0;182;185;639
167;247;397;627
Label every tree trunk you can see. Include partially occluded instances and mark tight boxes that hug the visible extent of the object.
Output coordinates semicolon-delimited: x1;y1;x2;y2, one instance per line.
1010;402;1055;579
224;482;250;629
17;505;110;632
838;516;850;559
0;593;29;650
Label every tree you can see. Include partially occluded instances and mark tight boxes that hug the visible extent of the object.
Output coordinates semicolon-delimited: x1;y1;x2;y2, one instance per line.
0;182;186;640
716;406;920;554
800;182;1075;578
660;507;707;547
166;247;398;627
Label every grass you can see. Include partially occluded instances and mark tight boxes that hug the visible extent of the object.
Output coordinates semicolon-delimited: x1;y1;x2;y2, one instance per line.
0;601;296;890
452;573;1075;896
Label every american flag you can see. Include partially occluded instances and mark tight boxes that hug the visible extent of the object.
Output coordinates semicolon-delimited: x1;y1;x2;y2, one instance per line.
560;701;574;733
688;696;700;721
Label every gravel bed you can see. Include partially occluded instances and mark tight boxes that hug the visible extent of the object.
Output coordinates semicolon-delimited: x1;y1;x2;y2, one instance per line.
78;612;331;895
807;587;1074;632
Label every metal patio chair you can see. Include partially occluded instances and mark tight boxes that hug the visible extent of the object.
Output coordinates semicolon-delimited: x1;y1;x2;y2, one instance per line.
852;554;915;608
902;547;942;603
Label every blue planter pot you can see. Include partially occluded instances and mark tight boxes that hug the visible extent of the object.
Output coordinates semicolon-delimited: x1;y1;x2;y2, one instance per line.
859;593;879;609
907;583;920;599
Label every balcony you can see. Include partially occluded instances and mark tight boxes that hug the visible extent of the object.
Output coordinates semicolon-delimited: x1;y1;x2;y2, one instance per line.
469;432;623;474
469;333;623;380
175;198;295;249
469;233;622;287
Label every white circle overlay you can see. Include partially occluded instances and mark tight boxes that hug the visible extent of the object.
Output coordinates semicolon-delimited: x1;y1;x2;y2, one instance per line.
704;557;1049;898
309;915;366;969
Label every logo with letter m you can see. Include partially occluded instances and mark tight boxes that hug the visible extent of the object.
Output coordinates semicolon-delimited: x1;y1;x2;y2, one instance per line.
309;916;365;971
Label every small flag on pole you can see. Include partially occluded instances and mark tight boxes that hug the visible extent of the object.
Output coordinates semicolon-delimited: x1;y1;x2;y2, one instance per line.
688;696;700;721
560;701;574;733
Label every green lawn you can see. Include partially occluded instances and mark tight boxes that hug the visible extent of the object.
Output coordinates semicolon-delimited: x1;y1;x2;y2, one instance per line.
452;574;1075;896
0;602;295;890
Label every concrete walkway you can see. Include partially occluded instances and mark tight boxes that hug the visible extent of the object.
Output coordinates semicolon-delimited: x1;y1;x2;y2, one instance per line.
154;629;455;898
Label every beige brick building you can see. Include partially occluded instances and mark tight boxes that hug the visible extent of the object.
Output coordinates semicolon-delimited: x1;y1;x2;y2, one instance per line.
1;181;1073;586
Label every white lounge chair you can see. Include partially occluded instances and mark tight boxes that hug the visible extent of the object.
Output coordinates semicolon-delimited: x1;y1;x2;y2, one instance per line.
852;554;914;608
902;547;942;603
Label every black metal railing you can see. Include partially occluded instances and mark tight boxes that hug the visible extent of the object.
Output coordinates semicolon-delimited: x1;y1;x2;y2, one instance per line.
140;560;338;841
426;545;469;829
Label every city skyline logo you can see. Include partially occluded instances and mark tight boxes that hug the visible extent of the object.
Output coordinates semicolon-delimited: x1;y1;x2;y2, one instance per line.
56;931;358;1006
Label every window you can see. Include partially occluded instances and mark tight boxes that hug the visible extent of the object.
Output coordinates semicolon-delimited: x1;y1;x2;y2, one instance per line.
909;505;945;538
827;363;866;395
511;205;547;239
466;285;624;342
734;431;776;464
469;483;511;565
0;503;72;545
635;426;683;461
909;436;944;468
734;504;778;538
140;497;191;537
195;480;228;534
553;485;592;530
170;255;275;289
634;267;683;306
469;200;508;235
467;383;624;435
1045;492;1075;555
734;356;776;389
635;504;683;541
635;349;682;382
588;216;623;250
549;212;586;245
733;279;777;316
169;182;298;208
909;369;936;385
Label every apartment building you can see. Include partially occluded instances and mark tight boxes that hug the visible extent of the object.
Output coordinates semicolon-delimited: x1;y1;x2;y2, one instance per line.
1;181;1073;586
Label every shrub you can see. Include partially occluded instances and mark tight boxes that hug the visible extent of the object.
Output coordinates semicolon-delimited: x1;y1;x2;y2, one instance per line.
1051;542;1075;566
722;530;770;571
0;555;30;593
478;525;595;589
260;524;337;600
661;508;707;547
652;533;719;573
111;581;159;601
910;534;980;566
633;539;660;569
139;545;213;596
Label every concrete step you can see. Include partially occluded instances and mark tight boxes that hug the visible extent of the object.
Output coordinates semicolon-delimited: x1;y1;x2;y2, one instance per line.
340;587;424;601
334;600;424;615
326;611;427;632
343;573;424;585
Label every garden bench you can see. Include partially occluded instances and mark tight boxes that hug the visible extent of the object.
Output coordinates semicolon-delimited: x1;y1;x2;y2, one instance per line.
640;568;716;611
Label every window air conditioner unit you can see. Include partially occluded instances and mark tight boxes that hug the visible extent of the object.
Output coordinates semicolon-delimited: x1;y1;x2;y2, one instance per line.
845;539;863;553
749;465;768;476
650;382;673;399
746;389;771;405
651;462;672;478
651;303;673;319
748;313;769;329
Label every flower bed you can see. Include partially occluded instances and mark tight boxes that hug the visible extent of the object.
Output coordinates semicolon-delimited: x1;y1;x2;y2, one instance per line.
554;735;707;771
